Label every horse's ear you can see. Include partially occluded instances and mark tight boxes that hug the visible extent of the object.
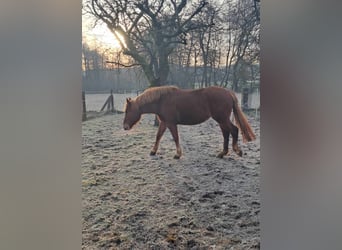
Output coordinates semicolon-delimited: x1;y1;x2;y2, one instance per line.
126;97;131;103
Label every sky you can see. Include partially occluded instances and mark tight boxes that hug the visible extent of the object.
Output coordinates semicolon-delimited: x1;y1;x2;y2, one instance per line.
82;13;120;49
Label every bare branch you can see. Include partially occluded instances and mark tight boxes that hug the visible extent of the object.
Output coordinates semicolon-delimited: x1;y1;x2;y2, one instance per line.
128;12;143;33
105;61;140;68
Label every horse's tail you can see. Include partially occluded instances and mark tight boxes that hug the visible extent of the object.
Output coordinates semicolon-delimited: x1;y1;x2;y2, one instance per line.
229;91;256;142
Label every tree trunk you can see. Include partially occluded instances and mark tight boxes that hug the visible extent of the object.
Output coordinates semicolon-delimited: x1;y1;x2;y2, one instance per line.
82;91;87;121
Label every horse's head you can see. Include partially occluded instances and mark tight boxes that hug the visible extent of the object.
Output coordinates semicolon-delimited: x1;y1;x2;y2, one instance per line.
123;97;141;130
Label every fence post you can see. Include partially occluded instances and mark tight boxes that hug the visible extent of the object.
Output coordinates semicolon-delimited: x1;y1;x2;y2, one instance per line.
110;89;114;112
101;90;115;113
82;91;87;121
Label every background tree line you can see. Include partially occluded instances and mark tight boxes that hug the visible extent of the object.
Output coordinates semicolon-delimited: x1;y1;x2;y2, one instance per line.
82;0;260;92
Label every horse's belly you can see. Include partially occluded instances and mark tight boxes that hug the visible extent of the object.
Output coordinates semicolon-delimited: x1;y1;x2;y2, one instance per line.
176;112;209;125
178;119;208;125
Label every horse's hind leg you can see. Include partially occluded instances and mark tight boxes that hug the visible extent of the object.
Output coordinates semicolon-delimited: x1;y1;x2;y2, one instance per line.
230;122;243;157
167;124;182;159
217;123;230;158
150;121;166;155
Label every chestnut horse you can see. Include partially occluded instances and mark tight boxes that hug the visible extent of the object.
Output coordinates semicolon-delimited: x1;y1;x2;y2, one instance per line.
123;86;255;159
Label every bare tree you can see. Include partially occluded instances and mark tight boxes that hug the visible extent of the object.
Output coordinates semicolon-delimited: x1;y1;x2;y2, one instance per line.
85;0;209;87
196;3;220;87
228;0;260;90
83;0;260;93
165;0;260;90
222;0;260;91
82;41;105;84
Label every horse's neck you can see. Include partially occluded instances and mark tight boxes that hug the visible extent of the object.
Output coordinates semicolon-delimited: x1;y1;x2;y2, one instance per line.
138;100;159;114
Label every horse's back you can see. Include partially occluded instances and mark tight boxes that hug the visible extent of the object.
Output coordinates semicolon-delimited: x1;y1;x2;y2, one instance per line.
158;88;210;124
178;86;233;112
202;86;234;121
202;86;232;103
157;86;233;124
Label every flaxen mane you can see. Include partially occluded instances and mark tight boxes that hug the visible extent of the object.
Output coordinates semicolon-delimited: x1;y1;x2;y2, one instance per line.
135;86;179;106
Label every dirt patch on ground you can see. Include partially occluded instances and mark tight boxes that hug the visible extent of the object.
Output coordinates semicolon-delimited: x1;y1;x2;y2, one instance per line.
82;114;260;249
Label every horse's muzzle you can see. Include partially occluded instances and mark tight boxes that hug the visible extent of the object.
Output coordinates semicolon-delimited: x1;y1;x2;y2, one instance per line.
123;124;130;130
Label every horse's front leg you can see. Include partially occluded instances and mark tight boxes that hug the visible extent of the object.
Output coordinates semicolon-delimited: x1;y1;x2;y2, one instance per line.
150;121;166;156
168;124;182;159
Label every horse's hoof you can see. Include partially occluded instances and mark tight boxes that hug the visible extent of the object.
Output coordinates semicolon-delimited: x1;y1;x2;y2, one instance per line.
173;155;181;159
217;153;224;158
150;151;156;156
217;150;228;158
238;151;243;157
